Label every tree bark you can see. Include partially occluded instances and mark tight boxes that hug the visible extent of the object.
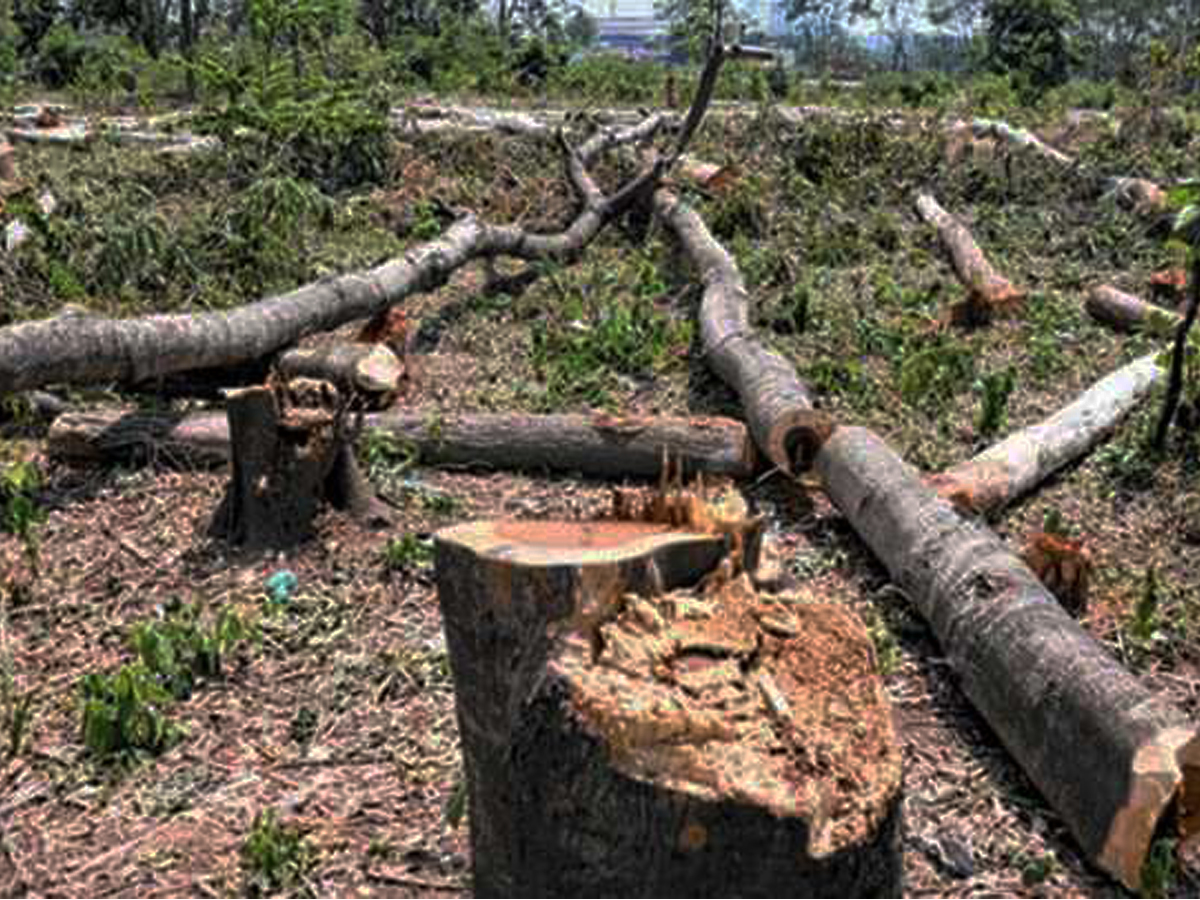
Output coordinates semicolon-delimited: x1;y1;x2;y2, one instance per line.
815;425;1200;891
915;193;1026;324
653;190;832;473
0;115;675;397
208;379;382;548
1086;284;1181;334
275;343;403;397
927;352;1163;515
435;519;903;897
48;408;759;479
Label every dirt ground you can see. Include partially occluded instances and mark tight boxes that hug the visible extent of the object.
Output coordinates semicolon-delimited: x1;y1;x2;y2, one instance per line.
2;101;1200;898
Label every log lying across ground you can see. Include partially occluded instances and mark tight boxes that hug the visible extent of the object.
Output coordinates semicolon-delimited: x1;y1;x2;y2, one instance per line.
435;517;903;895
0;113;675;397
816;425;1200;891
927;351;1163;515
964;117;1166;214
915;193;1026;323
47;407;759;479
1086;284;1181;335
653;190;831;472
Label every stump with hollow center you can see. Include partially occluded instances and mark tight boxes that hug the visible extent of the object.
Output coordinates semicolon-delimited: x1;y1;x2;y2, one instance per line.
435;519;903;897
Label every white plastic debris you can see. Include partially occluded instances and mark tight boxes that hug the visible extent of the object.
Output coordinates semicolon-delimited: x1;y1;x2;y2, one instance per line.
5;219;27;251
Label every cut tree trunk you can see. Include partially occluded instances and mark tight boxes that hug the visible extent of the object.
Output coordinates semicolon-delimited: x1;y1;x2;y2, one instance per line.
1086;284;1181;334
927;352;1163;515
815;425;1200;891
915;193;1026;325
48;408;758;479
208;378;384;548
653;190;832;472
435;519;903;897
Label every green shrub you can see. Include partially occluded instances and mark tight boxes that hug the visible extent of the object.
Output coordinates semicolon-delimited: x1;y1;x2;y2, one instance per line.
241;808;318;897
130;600;257;700
79;663;181;759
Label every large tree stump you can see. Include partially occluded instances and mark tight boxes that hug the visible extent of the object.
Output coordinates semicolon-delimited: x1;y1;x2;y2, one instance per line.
209;378;382;548
435;520;903;897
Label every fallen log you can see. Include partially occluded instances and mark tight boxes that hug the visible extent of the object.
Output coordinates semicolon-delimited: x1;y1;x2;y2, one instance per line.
927;351;1163;515
915;193;1026;325
815;425;1200;891
1086;284;1180;335
970;117;1075;167
435;518;902;896
0;109;677;398
652;190;831;472
275;343;403;397
47;407;759;479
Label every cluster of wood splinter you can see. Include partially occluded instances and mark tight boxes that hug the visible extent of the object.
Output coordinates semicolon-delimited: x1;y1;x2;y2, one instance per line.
608;449;765;587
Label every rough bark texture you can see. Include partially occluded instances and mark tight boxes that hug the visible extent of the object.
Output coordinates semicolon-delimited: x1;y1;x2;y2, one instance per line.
815;425;1200;891
927;352;1163;515
0;116;673;397
1087;284;1181;334
208;379;380;548
915;193;1027;322
275;343;403;396
48;408;758;479
653;190;832;472
435;519;903;897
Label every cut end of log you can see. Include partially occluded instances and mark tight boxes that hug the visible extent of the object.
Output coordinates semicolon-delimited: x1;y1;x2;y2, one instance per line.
1101;726;1200;891
768;408;837;474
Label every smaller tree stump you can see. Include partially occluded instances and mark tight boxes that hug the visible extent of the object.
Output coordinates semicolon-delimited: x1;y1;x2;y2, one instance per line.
435;519;903;897
209;377;383;549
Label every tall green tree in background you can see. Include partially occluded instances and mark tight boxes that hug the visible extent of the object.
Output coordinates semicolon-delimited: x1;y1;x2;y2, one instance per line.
983;0;1075;92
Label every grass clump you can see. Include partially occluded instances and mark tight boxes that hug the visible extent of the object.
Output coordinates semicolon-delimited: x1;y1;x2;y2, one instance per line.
240;807;319;897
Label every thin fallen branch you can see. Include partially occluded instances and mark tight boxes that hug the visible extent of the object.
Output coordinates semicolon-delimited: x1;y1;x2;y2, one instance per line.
652;189;832;472
927;352;1163;515
47;408;759;479
964;117;1167;214
915;193;1026;324
816;425;1200;892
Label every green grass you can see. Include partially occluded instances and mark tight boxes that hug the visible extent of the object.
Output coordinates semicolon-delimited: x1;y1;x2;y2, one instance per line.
240;807;318;898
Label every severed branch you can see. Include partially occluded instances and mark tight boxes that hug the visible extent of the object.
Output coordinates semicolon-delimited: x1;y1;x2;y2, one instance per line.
0;107;689;398
652;189;831;473
915;193;1026;325
1086;284;1181;334
927;352;1163;515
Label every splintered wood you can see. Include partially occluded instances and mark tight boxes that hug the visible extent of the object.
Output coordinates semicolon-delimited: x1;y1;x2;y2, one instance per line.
554;569;901;859
434;467;903;894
